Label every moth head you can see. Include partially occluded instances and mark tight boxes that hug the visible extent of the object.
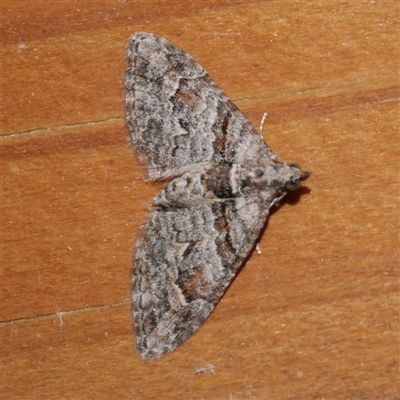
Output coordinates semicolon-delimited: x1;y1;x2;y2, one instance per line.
284;162;311;191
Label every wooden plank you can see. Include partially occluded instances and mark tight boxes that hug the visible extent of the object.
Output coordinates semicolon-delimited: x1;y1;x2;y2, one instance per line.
2;2;397;134
2;1;398;399
2;121;145;320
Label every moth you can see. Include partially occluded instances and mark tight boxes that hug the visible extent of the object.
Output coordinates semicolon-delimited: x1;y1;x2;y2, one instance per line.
125;32;310;359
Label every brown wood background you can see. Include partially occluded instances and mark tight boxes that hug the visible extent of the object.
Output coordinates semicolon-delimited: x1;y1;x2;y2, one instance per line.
1;2;398;399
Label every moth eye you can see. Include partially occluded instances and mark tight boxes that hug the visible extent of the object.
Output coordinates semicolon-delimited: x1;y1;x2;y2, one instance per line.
285;179;301;191
287;162;300;170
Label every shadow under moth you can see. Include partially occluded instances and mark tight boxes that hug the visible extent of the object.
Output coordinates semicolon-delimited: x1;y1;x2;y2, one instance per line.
125;32;310;359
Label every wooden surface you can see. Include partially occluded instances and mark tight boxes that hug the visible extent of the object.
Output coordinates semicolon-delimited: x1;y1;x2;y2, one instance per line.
1;2;398;399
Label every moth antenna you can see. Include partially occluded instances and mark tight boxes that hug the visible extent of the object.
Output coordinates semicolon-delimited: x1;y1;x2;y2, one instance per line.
259;112;268;135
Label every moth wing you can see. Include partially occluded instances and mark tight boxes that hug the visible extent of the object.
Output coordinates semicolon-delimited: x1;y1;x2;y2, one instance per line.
125;32;276;180
132;198;271;359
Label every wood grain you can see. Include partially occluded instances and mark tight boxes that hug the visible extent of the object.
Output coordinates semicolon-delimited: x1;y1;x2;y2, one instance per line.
2;2;398;399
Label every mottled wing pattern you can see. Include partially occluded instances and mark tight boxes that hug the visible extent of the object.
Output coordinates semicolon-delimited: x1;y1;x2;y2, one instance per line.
125;32;276;180
133;197;271;359
126;32;311;359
